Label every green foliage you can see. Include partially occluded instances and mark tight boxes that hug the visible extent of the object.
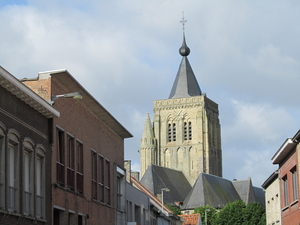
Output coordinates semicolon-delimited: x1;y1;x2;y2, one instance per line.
212;200;266;225
166;205;181;215
193;205;217;225
214;200;246;225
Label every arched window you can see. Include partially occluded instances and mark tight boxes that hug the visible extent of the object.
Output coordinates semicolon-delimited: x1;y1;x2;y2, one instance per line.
23;138;35;216
184;121;192;140
7;129;20;212
0;122;6;210
164;149;171;168
167;123;177;142
36;144;46;219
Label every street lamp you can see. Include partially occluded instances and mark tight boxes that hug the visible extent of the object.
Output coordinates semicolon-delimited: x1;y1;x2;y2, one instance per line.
161;188;170;215
52;92;83;101
205;209;211;225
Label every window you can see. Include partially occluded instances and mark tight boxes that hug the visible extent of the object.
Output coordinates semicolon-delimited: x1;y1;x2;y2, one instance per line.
76;141;83;194
117;176;122;210
167;123;176;142
23;140;34;216
105;159;111;205
36;146;45;219
7;130;20;212
57;128;65;185
8;138;19;212
283;176;288;206
291;167;298;201
116;166;125;210
67;135;75;190
98;155;104;202
0;124;5;209
91;151;97;200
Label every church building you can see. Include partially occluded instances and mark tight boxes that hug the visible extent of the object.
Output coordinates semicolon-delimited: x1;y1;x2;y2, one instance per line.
140;33;222;186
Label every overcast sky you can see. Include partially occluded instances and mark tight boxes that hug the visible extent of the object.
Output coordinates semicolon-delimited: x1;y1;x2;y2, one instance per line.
1;0;300;187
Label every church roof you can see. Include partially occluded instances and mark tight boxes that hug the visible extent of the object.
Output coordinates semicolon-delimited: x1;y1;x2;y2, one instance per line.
182;173;265;210
169;34;202;99
182;173;240;210
140;164;192;205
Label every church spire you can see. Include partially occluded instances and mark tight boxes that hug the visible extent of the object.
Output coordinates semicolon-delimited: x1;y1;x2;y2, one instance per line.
168;19;202;99
140;113;155;148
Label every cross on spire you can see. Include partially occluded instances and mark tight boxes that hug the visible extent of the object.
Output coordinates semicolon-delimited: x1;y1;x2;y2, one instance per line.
180;12;187;32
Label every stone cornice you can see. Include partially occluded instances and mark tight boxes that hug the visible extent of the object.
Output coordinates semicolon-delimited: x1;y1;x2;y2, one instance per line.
154;95;218;112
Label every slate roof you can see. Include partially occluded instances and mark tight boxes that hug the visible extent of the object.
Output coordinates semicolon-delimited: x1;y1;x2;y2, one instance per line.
182;173;240;209
169;34;202;99
140;164;192;205
182;173;265;210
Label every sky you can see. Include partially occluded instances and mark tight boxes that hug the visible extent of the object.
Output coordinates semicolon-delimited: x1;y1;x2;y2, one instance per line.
1;0;300;187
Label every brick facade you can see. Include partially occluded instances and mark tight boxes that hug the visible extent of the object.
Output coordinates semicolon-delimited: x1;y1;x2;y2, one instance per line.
0;69;57;225
23;70;131;225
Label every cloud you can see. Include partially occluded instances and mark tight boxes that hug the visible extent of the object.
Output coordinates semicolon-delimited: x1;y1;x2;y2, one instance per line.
1;0;300;188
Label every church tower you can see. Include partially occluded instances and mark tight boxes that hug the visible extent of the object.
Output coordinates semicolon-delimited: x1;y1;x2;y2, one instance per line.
140;33;222;186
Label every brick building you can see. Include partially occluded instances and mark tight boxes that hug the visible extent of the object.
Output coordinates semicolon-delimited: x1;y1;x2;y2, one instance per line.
0;66;59;224
22;69;132;225
271;130;300;225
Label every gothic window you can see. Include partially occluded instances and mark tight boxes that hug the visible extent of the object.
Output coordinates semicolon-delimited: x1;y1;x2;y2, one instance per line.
177;148;184;170
164;149;171;168
168;123;177;142
168;124;172;142
184;121;192;141
172;123;176;141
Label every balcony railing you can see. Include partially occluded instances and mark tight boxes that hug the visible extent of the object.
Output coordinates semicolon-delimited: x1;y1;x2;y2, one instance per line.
76;172;83;194
36;195;43;218
67;167;75;190
56;162;65;185
24;191;32;215
8;186;17;211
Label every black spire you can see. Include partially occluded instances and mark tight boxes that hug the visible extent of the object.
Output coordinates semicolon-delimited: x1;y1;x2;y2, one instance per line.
168;34;202;99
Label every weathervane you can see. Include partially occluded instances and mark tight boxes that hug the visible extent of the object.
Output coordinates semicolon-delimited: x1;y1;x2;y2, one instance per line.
180;11;187;32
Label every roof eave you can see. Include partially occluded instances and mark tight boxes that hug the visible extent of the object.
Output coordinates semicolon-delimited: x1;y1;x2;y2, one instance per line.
272;138;295;164
46;70;132;139
0;66;60;118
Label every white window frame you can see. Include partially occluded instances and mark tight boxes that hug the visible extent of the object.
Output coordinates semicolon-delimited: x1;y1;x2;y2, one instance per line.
0;122;6;210
23;138;35;216
7;129;20;213
36;144;46;219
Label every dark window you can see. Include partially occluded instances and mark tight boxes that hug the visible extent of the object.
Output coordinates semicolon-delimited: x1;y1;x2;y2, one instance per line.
91;151;97;200
67;135;75;190
76;141;83;194
291;167;298;201
105;159;110;205
283;175;288;206
98;155;104;202
56;129;65;185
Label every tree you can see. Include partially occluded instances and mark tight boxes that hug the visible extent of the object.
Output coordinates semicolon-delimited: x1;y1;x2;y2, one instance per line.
213;200;266;225
214;200;246;225
193;205;217;225
166;205;181;216
243;202;266;225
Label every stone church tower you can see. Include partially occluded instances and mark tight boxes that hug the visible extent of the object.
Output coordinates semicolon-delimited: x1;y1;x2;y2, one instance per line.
140;34;222;186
